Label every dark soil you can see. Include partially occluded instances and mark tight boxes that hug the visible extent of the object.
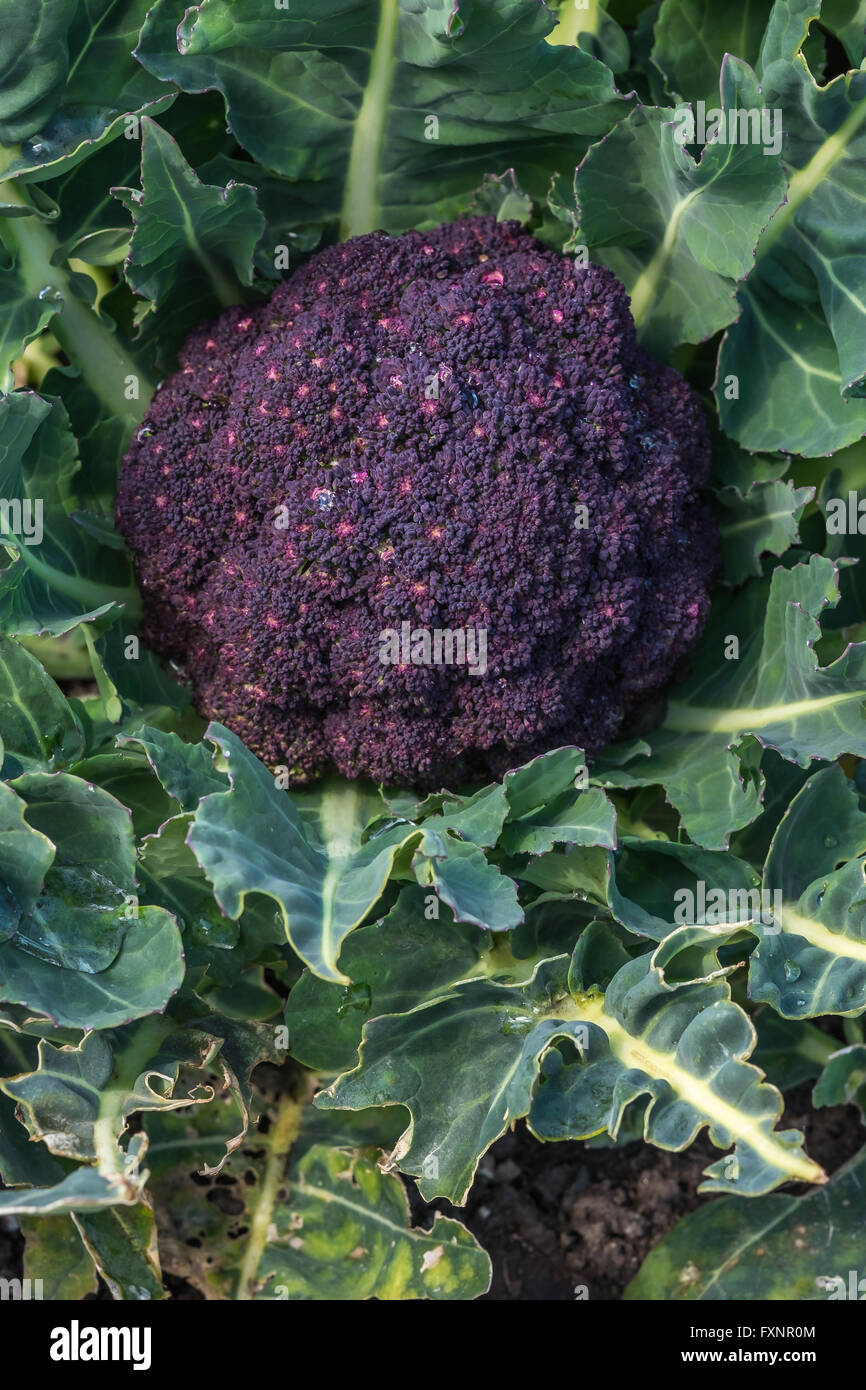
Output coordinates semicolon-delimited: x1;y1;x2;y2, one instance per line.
446;1087;864;1300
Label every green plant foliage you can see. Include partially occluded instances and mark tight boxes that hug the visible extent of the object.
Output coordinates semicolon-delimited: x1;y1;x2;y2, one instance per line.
1;0;865;1309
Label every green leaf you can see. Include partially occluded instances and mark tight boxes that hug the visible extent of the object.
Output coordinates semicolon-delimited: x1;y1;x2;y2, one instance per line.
257;1143;491;1299
146;1091;490;1299
1;1028;217;1162
187;726;424;982
595;556;866;848
0;265;57;384
9;771;137;972
651;0;775;108
0;637;84;776
524;836;761;942
113;119;264;359
750;765;866;1017
752;1009;838;1091
717;262;866;457
20;1214;98;1300
499;786;617;856
1;0;176;183
95;623;189;712
467;169;534;224
570;61;787;354
0;2;78;143
716;479;813;584
318;955;591;1203
718;65;866;453
119;725;229;810
625;1144;866;1300
530;928;824;1195
504;746;587;818
0;1165;144;1214
0;1086;63;1187
286;886;487;1073
412;830;523;931
821;0;866;66
0;781;54;939
136;0;631;240
0;392;137;636
73;1204;165;1300
418;782;509;849
1;1031;114;1160
0;904;184;1029
69;750;177;840
813;1043;866;1120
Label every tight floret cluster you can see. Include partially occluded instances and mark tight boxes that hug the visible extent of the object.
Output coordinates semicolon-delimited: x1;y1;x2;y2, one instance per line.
117;216;718;787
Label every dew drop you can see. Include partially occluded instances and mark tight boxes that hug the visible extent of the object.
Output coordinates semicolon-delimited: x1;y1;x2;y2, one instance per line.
823;834;838;848
137;427;154;442
783;960;801;982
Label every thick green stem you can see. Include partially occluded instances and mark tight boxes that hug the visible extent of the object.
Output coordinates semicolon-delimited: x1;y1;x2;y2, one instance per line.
339;0;400;239
235;1087;307;1300
0;175;154;418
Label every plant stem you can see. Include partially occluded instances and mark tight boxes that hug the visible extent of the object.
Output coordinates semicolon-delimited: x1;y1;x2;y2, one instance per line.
93;1015;172;1193
235;1086;308;1300
339;0;399;239
0;173;154;418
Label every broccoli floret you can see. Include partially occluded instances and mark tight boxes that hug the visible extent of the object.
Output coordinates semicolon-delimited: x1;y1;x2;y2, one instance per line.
116;216;718;787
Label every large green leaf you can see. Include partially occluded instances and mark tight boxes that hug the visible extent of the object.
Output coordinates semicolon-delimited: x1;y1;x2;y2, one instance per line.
318;954;591;1203
286;886;488;1074
136;0;631;239
320;930;820;1202
0;392;137;636
185;726;425;982
567;60;786;354
1;0;176;182
0;904;184;1029
9;771;137;973
146;1094;490;1299
0;637;84;777
651;0;776;107
0;2;78;143
113;118;264;361
625;1144;866;1299
718;61;866;453
595;556;866;847
528;925;822;1196
750;765;866;1017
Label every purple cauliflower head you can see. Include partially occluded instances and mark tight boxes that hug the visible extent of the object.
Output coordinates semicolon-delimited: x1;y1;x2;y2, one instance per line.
116;216;718;788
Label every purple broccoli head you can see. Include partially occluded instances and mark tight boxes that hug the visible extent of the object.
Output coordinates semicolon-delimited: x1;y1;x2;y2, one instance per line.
116;216;718;787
